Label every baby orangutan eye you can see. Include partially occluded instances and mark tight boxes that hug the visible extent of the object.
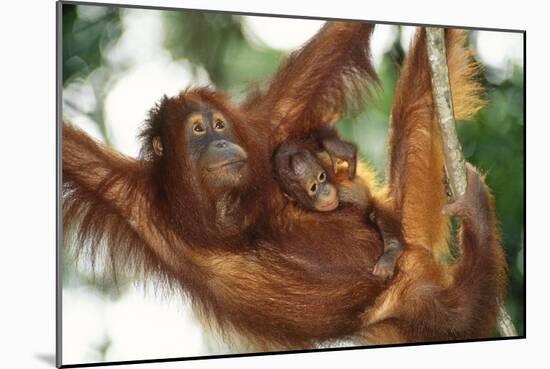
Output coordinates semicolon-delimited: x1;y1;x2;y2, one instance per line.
214;119;225;130
309;183;318;195
318;172;326;182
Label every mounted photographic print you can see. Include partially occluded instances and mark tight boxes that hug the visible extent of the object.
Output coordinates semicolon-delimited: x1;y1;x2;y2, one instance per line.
57;1;525;367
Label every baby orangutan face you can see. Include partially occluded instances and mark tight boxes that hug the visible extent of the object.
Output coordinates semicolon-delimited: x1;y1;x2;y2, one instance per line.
280;150;339;212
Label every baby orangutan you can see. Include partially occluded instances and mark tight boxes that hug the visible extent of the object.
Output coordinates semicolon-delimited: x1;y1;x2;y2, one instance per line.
274;130;404;281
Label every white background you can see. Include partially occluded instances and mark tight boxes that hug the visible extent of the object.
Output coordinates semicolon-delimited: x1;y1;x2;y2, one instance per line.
0;0;544;368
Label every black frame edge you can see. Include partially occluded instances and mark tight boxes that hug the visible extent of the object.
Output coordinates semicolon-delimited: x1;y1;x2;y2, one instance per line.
56;1;63;367
58;0;525;34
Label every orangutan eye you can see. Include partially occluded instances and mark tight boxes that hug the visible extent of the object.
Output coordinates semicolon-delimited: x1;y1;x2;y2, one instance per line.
193;122;206;134
214;119;225;130
309;183;318;195
318;172;326;182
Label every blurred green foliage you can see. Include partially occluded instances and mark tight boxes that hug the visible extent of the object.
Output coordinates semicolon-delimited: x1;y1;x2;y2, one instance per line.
63;4;122;84
63;5;525;337
163;10;281;95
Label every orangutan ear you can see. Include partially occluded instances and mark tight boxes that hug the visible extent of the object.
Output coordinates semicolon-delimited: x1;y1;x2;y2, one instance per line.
152;136;163;157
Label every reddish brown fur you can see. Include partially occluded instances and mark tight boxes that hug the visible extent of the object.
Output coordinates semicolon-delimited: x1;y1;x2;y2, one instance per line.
62;23;507;350
242;22;379;146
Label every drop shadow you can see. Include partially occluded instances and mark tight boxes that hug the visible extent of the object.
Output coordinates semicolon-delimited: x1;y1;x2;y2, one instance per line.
35;353;56;366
